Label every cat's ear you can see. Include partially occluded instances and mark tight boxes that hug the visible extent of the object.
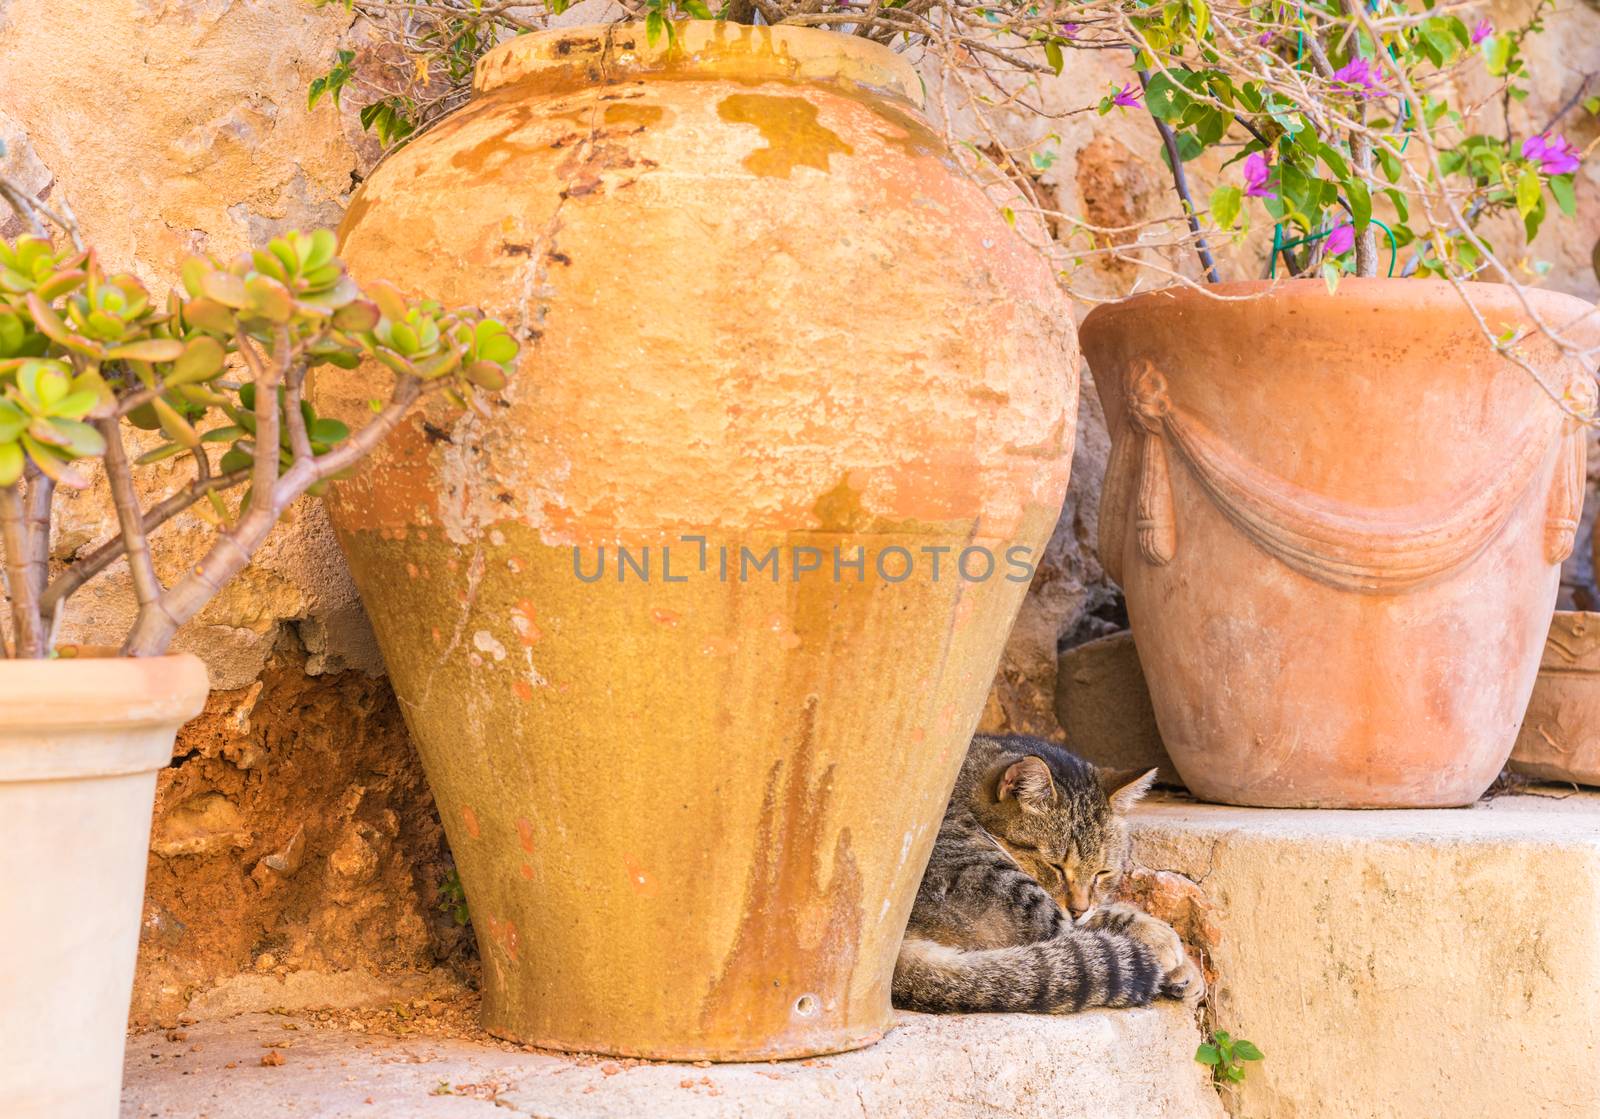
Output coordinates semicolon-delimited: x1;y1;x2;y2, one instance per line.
998;756;1056;809
1102;767;1158;815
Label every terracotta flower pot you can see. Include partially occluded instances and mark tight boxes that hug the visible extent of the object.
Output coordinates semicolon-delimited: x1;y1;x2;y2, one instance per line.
315;23;1075;1059
1510;611;1600;786
1081;280;1597;808
0;650;208;1118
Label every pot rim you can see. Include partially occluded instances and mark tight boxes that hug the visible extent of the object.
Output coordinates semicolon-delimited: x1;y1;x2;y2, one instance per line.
0;647;209;732
472;20;923;108
1081;277;1599;346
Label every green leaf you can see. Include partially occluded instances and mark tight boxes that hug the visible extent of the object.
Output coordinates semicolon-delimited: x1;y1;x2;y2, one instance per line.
47;390;100;420
1233;1040;1265;1061
646;9;664;46
1345;179;1372;233
1548;175;1577;218
125;403;162;431
105;338;184;363
136;442;188;465
1143;73;1190;122
1322;260;1343;294
1318;143;1350;181
201;271;250;309
1210;184;1242;230
24;292;76;349
169;335;227;386
42;418;104;457
1195;1044;1221;1066
464;361;507;391
305;229;338;272
220;447;253;474
1515;169;1541;219
183;297;237;335
20;434;76;484
153;396;201;449
0;440;21;485
1044;38;1063;75
246;275;294;323
309;417;350;444
1226;1065;1247;1083
0;400;26;443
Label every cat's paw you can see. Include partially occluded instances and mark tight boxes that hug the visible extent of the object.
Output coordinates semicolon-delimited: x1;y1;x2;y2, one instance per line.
1076;902;1143;935
1094;905;1204;1004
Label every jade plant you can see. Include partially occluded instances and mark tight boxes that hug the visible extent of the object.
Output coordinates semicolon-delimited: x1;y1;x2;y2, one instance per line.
309;0;1595;383
0;174;518;659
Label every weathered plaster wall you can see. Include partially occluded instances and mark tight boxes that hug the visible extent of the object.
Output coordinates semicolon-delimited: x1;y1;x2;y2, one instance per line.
0;0;1595;1020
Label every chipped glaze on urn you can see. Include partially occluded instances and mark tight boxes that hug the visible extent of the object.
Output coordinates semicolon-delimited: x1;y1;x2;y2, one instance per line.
1082;279;1598;809
314;23;1077;1058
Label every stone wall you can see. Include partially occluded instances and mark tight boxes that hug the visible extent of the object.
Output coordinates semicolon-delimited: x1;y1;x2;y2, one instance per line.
0;0;1595;1022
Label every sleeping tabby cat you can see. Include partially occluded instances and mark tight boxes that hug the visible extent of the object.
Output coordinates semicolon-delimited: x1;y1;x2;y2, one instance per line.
893;734;1201;1014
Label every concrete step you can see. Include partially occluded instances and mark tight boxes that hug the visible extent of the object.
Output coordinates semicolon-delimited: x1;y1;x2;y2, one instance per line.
121;1004;1224;1118
1130;790;1600;1119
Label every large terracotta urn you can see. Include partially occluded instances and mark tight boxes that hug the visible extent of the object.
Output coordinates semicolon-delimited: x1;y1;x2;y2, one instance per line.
316;23;1075;1059
1081;280;1597;808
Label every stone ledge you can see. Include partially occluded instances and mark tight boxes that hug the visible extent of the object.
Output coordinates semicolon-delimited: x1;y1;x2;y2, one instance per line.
1131;790;1600;1119
121;1005;1224;1119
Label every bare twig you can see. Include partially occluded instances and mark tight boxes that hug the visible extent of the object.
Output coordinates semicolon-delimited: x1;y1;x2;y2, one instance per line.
0;483;44;657
96;417;164;609
40;464;251;634
1137;68;1221;284
120;376;425;656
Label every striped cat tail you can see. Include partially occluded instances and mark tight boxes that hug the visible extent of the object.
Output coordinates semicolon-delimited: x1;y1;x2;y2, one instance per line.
892;929;1178;1014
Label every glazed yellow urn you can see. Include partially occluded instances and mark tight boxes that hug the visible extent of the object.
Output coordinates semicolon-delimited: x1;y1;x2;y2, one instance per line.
316;21;1076;1059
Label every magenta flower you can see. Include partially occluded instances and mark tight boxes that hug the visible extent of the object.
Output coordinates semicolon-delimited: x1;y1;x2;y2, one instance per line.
1522;132;1581;176
1059;21;1081;38
1324;223;1355;255
1112;83;1142;109
1330;57;1387;98
1257;30;1275;45
1470;19;1493;44
1242;151;1276;198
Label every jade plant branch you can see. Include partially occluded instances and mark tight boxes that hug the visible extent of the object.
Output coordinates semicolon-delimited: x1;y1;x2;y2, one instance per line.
0;171;519;660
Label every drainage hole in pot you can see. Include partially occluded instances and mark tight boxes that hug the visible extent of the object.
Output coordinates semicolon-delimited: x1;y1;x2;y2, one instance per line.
793;994;819;1018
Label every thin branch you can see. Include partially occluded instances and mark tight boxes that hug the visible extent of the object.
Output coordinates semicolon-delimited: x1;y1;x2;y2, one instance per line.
23;463;53;605
0;483;44;657
40;464;251;630
121;375;424;656
96;417;164;608
1137;68;1221;284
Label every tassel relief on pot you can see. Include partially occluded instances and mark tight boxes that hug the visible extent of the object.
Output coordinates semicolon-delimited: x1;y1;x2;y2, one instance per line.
1104;360;1572;593
1098;362;1177;581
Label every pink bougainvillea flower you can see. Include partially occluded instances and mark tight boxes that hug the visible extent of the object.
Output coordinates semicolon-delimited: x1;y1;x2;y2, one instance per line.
1522;132;1582;175
1242;151;1276;198
1324;223;1356;255
1112;83;1142;109
1470;19;1493;44
1330;57;1387;98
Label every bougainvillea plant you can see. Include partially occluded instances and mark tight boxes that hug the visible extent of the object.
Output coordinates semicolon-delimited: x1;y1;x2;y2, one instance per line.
309;0;1595;391
0;169;518;658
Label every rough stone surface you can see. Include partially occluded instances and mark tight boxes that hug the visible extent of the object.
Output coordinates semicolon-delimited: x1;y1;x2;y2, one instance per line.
1130;791;1600;1119
121;1007;1225;1119
1055;630;1177;781
133;652;471;1029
